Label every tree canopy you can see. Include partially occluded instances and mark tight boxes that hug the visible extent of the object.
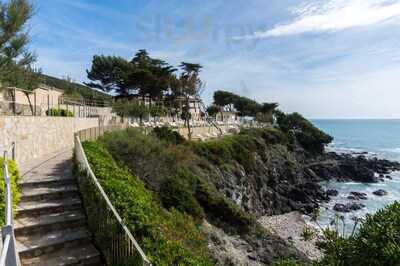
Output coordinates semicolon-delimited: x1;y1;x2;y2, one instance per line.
275;111;333;153
211;90;278;120
0;0;38;90
86;49;177;99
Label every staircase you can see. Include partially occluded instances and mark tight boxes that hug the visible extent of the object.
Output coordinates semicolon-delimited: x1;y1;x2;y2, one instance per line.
15;150;103;266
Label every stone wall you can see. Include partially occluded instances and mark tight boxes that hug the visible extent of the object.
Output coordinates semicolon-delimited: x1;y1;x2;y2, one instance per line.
0;116;99;165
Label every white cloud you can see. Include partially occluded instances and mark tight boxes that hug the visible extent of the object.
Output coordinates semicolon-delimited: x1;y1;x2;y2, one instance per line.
235;0;400;39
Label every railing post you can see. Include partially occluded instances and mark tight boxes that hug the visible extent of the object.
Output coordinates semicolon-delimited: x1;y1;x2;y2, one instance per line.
11;142;15;162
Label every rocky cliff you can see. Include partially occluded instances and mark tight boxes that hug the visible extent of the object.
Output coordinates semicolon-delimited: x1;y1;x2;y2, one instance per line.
98;124;400;265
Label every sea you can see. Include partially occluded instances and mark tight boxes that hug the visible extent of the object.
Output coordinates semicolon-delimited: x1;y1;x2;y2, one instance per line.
311;119;400;235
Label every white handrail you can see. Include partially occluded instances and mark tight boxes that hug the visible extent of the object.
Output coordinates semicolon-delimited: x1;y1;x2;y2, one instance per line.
0;146;21;266
74;133;151;265
0;235;10;265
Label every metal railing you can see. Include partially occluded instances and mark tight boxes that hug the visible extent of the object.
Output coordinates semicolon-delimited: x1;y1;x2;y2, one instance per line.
1;87;111;117
0;143;21;266
74;125;151;266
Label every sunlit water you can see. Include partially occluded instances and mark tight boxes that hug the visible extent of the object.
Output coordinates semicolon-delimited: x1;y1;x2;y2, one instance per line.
310;119;400;234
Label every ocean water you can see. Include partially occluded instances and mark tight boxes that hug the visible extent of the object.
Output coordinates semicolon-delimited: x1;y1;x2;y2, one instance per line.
311;119;400;234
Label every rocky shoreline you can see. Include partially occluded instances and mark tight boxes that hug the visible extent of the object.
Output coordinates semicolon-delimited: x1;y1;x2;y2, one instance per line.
306;152;400;213
204;131;400;264
214;147;400;219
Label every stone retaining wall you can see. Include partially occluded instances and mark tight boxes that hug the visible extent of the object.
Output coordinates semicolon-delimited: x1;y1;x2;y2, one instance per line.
0;116;99;165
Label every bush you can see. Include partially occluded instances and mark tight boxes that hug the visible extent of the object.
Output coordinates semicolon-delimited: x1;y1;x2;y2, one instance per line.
99;128;178;191
190;132;263;172
275;111;332;153
160;171;204;221
46;108;74;117
195;179;256;234
318;202;400;266
152;126;186;145
0;158;20;226
99;128;260;235
273;259;309;266
82;141;213;265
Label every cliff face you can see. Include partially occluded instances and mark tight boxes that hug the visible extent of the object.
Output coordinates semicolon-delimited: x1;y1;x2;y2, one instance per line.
97;126;400;265
199;138;400;219
196;142;326;218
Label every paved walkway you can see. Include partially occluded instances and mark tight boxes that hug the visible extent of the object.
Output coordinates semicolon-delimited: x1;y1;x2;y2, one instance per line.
15;150;103;266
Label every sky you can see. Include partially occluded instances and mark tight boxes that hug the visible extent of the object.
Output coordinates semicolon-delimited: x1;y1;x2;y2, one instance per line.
30;0;400;119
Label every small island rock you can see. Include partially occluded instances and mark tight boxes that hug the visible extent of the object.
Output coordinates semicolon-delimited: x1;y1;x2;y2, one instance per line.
333;203;366;213
373;189;388;196
348;191;368;200
326;189;339;197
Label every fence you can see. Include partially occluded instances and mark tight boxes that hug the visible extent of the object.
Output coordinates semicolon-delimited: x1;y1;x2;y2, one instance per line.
0;143;21;266
74;125;151;266
1;87;111;117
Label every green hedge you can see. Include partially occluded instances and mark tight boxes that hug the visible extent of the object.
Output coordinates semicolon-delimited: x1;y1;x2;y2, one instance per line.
82;141;213;266
0;158;20;227
46;108;74;117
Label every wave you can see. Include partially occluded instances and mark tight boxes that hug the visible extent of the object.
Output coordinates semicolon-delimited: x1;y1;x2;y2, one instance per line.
380;147;400;153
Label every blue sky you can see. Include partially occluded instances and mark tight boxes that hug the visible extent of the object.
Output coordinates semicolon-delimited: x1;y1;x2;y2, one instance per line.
30;0;400;118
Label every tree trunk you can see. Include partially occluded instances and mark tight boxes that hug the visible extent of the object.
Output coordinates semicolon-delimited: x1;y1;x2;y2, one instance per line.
185;96;192;140
24;92;34;115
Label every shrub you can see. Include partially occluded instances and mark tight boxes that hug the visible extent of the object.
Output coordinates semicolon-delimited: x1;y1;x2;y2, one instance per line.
195;179;256;234
99;128;178;191
100;128;260;235
275;111;333;153
318;202;400;266
160;171;204;221
82;141;213;265
46;108;74;117
152;126;186;145
190;132;263;172
273;259;309;266
0;158;20;226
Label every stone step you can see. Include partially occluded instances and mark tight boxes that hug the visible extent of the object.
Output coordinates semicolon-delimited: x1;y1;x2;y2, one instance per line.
20;185;79;202
17;227;93;260
17;198;82;218
19;176;77;189
20;244;103;266
15;210;87;236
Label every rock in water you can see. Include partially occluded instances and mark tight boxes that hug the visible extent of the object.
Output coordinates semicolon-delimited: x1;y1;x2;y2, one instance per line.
347;191;368;200
333;204;349;213
373;189;388;196
326;189;339;197
333;203;366;213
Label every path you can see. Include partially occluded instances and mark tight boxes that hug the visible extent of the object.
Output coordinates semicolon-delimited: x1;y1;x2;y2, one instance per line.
15;150;103;266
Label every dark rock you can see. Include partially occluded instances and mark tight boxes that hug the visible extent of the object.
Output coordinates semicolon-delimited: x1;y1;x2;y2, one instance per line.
373;189;388;196
348;191;367;200
386;175;393;180
326;189;339;196
333;202;366;213
333;203;348;212
349;203;366;211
